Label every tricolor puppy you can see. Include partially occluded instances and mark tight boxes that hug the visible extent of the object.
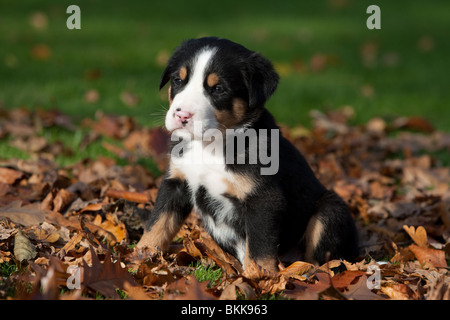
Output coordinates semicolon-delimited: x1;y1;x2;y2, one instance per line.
137;37;358;271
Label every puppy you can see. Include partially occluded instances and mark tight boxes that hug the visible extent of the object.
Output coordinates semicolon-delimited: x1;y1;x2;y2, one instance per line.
137;37;358;272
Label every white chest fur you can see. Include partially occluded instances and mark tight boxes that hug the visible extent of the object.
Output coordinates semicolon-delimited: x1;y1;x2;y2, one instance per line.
171;139;229;197
169;139;246;263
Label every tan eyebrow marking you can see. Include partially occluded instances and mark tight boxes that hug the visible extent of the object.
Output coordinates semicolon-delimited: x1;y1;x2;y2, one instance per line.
179;66;187;80
207;73;220;87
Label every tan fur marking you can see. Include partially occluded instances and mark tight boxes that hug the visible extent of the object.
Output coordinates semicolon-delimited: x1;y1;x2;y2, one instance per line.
255;257;279;273
136;213;179;250
244;239;279;273
179;66;187;80
168;166;186;181
168;85;172;104
244;238;252;270
222;173;255;201
207;73;220;87
304;216;324;263
214;98;247;129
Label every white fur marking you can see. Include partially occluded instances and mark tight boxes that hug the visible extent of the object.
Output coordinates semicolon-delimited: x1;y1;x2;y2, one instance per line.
165;48;218;134
166;47;246;264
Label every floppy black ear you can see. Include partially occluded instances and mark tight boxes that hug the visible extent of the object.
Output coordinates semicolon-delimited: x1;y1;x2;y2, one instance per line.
247;53;279;109
159;66;171;90
159;38;195;90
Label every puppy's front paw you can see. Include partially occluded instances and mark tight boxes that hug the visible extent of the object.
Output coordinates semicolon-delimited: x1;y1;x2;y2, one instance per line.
136;232;160;255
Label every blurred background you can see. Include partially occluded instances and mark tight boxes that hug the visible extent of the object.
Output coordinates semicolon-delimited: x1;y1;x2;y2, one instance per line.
1;0;449;130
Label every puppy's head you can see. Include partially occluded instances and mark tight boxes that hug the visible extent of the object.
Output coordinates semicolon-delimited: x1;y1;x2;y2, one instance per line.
159;37;279;135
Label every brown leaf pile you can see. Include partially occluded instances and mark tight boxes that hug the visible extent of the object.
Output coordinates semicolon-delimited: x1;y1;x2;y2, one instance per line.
0;107;449;300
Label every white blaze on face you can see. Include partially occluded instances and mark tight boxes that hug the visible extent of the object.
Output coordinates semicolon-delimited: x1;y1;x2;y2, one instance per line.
165;48;219;138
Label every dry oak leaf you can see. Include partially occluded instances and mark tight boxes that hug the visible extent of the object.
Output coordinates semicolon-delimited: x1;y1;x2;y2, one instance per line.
82;246;140;299
408;244;447;268
403;225;428;248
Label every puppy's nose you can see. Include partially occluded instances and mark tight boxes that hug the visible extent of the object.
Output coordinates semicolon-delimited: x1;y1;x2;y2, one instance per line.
175;110;193;124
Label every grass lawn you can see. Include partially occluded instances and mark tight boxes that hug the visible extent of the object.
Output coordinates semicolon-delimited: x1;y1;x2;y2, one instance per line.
0;0;449;163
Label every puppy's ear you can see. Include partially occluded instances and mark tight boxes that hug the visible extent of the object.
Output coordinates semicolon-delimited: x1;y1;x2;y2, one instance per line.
159;39;193;90
159;64;172;90
247;53;279;109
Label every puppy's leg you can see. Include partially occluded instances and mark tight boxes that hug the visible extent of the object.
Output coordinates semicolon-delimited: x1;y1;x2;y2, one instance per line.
304;191;358;264
243;197;282;273
137;177;192;251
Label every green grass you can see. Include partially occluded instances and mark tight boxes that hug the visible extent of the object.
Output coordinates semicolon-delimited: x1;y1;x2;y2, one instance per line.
1;0;449;128
191;261;223;288
0;0;449;164
0;261;17;277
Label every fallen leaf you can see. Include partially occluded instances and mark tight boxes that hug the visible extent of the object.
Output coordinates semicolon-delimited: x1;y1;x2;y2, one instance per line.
403;225;428;248
393;116;435;133
29;12;48;30
279;261;315;280
164;275;215;300
105;189;150;204
78;203;104;214
31;44;51;60
0;167;23;184
123;281;151;300
0;201;45;227
59;232;85;257
10;136;48;153
381;284;413;300
331;270;366;290
53;189;76;213
84;89;100;103
408;244;447;268
341;275;385;300
82;246;140;299
219;277;256;300
14;229;37;261
0;224;15;240
91;213;127;244
120;91;139;107
242;261;287;295
194;238;243;275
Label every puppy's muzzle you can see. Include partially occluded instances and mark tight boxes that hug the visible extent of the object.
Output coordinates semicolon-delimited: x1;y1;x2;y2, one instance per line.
174;109;193;126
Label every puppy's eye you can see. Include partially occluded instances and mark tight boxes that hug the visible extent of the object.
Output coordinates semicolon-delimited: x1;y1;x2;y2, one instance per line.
173;78;183;86
212;85;225;95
